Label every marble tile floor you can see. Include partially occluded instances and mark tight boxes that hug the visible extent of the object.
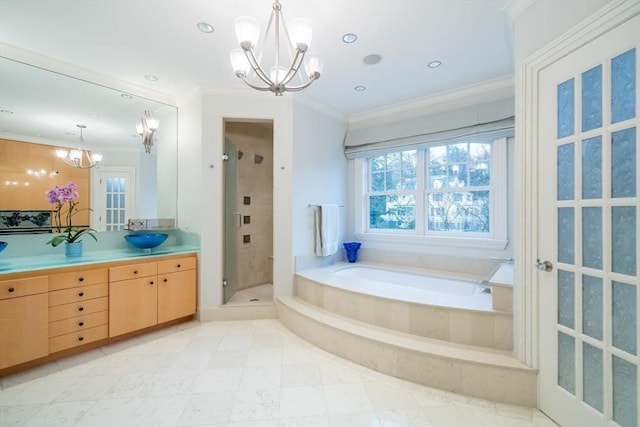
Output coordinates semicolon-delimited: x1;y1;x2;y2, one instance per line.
0;319;558;427
226;284;274;305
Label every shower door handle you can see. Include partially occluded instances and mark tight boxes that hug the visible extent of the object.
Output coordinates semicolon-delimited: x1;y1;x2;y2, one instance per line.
233;212;242;228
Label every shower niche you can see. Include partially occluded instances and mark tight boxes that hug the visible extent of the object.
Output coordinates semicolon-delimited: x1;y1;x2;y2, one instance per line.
223;120;274;305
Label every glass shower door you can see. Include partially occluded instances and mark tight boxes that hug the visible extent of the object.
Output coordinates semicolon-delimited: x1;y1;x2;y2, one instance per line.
223;137;239;303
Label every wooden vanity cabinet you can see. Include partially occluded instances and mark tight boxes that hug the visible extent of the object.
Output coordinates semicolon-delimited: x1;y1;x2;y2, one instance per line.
157;257;197;324
48;268;109;353
109;262;158;337
0;276;49;369
109;255;197;337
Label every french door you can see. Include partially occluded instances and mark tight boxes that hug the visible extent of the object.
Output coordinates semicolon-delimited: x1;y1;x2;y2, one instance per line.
538;12;639;427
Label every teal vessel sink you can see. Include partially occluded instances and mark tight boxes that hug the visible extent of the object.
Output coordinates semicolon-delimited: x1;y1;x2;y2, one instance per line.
124;233;168;252
0;242;7;253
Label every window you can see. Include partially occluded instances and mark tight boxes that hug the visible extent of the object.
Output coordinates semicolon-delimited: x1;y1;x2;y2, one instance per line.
357;136;508;248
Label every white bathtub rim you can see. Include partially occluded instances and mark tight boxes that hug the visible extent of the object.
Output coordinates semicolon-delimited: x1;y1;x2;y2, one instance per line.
297;261;496;312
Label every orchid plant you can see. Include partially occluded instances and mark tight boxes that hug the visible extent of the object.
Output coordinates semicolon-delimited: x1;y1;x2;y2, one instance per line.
45;181;97;247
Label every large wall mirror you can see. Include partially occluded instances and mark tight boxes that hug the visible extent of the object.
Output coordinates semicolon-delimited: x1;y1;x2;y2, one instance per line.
0;56;177;235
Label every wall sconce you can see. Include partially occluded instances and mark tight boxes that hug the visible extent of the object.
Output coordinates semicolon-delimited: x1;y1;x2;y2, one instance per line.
136;110;159;153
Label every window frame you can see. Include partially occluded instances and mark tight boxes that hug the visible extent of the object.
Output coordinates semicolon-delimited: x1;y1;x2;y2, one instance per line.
354;136;508;250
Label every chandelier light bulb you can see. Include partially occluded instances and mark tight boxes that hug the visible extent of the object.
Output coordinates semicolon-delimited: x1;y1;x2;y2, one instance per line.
305;53;323;77
288;18;312;50
270;66;288;84
230;49;250;75
234;16;260;47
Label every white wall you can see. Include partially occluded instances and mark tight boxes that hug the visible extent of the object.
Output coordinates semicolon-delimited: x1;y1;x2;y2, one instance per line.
513;0;610;63
291;100;349;271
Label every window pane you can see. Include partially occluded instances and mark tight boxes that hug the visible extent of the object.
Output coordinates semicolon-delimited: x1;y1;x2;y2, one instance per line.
402;151;416;169
611;127;636;198
428;146;447;188
385;171;400;190
582;274;603;340
448;164;468;187
369;195;415;230
401;169;416;190
613;356;638;427
447;143;468;162
557;143;574;201
371;172;384;192
386;152;400;169
612;280;637;355
371;155;385;172
469;143;490;161
427;191;489;233
469;162;490;186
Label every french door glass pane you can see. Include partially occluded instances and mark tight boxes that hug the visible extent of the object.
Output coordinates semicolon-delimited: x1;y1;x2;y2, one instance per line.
557;270;575;328
582;343;603;412
582;275;603;340
581;136;602;199
558;332;575;394
611;127;636;198
582;65;603;132
582;207;602;269
557;207;575;264
612;281;637;355
611;48;636;123
557;143;575;200
612;356;638;427
557;78;575;138
612;206;637;275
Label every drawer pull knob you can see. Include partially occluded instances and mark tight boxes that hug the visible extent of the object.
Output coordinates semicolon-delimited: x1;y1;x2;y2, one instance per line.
149;281;155;285
78;336;84;342
177;264;181;268
78;292;84;297
134;270;139;275
78;306;84;312
78;321;85;327
163;278;168;283
8;287;14;293
78;277;84;282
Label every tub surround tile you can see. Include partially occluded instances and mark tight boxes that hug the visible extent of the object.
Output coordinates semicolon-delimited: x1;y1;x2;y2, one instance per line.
296;269;513;351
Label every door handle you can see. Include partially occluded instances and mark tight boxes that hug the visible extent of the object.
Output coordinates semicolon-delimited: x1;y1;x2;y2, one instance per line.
233;212;242;228
536;259;553;272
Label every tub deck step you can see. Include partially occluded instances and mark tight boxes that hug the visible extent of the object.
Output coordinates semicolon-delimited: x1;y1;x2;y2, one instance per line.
277;295;537;407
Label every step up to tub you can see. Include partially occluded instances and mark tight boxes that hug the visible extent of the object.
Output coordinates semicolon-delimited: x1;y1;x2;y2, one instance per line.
277;295;537;407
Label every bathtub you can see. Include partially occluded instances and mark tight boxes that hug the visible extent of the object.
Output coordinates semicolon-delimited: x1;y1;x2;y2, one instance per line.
298;262;493;311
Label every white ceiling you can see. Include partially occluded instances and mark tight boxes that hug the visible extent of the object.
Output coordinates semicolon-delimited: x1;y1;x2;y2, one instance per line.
0;0;515;147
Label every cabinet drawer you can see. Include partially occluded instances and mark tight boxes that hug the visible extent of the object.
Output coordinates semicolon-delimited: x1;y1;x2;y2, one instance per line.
157;256;196;274
48;297;108;322
49;269;108;291
110;262;157;282
49;324;108;354
49;310;108;338
0;276;48;300
49;283;108;307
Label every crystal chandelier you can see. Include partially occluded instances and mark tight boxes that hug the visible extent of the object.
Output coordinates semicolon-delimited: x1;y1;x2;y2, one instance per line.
229;0;323;95
136;110;159;153
55;124;102;169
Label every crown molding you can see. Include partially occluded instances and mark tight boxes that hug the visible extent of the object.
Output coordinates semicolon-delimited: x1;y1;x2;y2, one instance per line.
503;0;536;21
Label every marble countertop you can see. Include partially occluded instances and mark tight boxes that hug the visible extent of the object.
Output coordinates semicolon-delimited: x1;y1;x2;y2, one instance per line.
0;245;200;275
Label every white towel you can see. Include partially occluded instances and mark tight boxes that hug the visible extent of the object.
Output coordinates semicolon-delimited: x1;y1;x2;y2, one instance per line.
314;204;339;257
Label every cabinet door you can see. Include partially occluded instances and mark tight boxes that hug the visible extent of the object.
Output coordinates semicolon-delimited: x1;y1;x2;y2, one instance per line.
158;269;196;324
109;277;157;337
0;293;48;369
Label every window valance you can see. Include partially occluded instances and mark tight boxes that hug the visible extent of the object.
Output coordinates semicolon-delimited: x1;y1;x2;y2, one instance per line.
344;98;515;159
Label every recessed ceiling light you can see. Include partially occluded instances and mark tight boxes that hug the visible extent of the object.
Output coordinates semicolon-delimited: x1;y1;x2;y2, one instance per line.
0;109;14;114
342;33;357;43
427;60;442;68
363;54;382;65
65;132;75;135
354;86;366;91
121;93;133;99
144;75;158;82
197;22;214;33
